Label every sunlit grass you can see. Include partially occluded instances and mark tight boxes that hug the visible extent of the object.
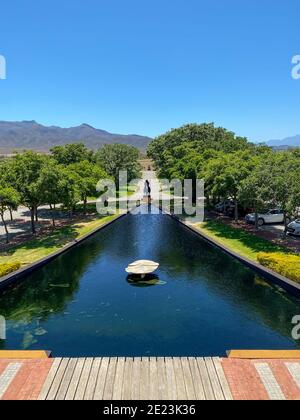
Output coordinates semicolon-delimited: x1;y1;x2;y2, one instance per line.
196;219;290;261
0;214;118;266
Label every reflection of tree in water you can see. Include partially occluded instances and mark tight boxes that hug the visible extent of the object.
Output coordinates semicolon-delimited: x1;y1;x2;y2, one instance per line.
155;215;300;345
0;237;105;323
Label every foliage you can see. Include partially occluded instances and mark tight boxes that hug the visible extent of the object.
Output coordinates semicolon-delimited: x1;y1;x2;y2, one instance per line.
96;144;141;188
67;160;108;212
257;252;300;283
0;186;20;242
50;143;94;165
0;261;21;277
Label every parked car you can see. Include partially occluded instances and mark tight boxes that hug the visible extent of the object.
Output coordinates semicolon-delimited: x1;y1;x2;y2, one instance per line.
245;209;291;226
215;200;234;213
286;219;300;236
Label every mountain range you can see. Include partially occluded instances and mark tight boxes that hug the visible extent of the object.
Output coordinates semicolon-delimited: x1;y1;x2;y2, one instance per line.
0;120;152;154
266;135;300;149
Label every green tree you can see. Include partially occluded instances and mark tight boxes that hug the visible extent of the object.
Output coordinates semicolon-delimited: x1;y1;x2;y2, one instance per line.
96;144;141;190
205;151;256;221
50;143;94;165
67;160;108;213
0;186;20;243
59;168;81;217
11;152;47;234
37;161;67;226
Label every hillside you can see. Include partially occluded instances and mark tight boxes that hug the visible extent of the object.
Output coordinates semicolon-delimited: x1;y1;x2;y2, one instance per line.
0;121;152;153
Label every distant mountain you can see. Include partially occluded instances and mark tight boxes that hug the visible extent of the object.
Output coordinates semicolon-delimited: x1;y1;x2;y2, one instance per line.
0;121;152;154
266;135;300;149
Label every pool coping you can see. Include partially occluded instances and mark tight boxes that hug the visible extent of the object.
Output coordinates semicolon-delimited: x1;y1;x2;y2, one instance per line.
0;212;127;291
165;213;300;298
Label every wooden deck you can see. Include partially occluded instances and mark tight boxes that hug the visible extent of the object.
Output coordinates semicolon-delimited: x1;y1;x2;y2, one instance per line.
38;357;233;400
1;356;300;400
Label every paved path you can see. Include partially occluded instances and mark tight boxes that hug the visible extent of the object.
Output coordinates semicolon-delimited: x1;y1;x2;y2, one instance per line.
0;356;300;400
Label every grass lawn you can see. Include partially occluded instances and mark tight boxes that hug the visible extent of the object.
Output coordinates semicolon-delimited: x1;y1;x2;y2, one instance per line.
195;219;290;261
0;214;118;267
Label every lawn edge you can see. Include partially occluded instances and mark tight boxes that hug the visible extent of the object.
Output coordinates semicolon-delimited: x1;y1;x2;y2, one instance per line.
166;213;300;297
0;212;127;292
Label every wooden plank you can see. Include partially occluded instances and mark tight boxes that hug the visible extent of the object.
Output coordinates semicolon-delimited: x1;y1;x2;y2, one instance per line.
196;358;215;400
227;350;300;359
38;358;62;400
94;358;109;400
180;357;196;400
65;358;85;400
165;358;177;400
84;358;102;400
212;358;233;400
75;358;93;400
0;350;50;359
131;357;141;400
156;357;167;400
204;357;224;400
140;358;150;400
149;357;158;400
112;358;125;400
173;358;187;400
122;358;133;400
103;358;117;400
56;358;77;400
46;358;69;400
188;358;205;400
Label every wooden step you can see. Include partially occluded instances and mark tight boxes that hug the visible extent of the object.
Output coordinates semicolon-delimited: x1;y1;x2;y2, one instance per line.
227;350;300;359
0;350;51;359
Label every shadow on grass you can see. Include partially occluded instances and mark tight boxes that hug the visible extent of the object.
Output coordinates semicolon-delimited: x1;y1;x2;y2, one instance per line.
4;215;109;256
202;220;290;255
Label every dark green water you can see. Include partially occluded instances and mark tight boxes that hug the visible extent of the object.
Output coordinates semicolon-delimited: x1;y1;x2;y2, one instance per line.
0;210;299;357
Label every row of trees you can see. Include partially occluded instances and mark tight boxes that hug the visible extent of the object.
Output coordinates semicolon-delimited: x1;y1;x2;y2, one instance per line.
148;123;300;226
0;143;141;242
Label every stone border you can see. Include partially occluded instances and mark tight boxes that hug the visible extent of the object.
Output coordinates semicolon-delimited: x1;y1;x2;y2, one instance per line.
166;213;300;298
0;213;128;291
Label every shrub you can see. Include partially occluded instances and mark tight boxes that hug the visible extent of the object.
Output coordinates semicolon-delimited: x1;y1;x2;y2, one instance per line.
257;252;300;283
0;261;21;278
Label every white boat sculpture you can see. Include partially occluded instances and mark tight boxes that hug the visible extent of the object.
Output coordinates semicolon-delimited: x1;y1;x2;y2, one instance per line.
125;260;159;278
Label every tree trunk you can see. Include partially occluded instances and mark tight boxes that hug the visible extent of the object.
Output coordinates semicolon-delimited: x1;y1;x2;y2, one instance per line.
234;198;238;223
35;207;38;222
1;213;9;243
255;209;259;230
51;205;56;227
30;207;36;234
9;208;13;221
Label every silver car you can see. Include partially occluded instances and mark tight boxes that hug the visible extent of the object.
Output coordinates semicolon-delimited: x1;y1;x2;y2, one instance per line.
245;209;291;226
286;219;300;236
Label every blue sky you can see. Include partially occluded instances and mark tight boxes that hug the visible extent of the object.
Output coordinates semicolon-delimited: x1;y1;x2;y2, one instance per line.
0;0;299;142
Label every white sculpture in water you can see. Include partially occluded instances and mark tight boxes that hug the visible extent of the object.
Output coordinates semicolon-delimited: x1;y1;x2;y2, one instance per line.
125;260;159;278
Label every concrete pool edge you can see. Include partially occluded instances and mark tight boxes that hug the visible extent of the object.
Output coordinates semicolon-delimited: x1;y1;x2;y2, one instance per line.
166;213;300;298
0;212;128;292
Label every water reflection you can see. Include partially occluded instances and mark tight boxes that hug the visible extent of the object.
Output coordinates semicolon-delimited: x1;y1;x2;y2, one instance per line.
126;274;166;287
0;210;299;356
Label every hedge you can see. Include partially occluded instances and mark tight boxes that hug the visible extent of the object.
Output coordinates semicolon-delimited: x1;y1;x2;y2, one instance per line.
257;252;300;284
0;262;21;278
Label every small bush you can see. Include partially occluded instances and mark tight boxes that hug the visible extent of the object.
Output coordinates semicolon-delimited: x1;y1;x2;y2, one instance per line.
257;252;300;283
0;262;21;278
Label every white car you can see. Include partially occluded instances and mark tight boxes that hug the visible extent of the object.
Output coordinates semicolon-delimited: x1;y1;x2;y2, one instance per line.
245;209;291;226
286;220;300;236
